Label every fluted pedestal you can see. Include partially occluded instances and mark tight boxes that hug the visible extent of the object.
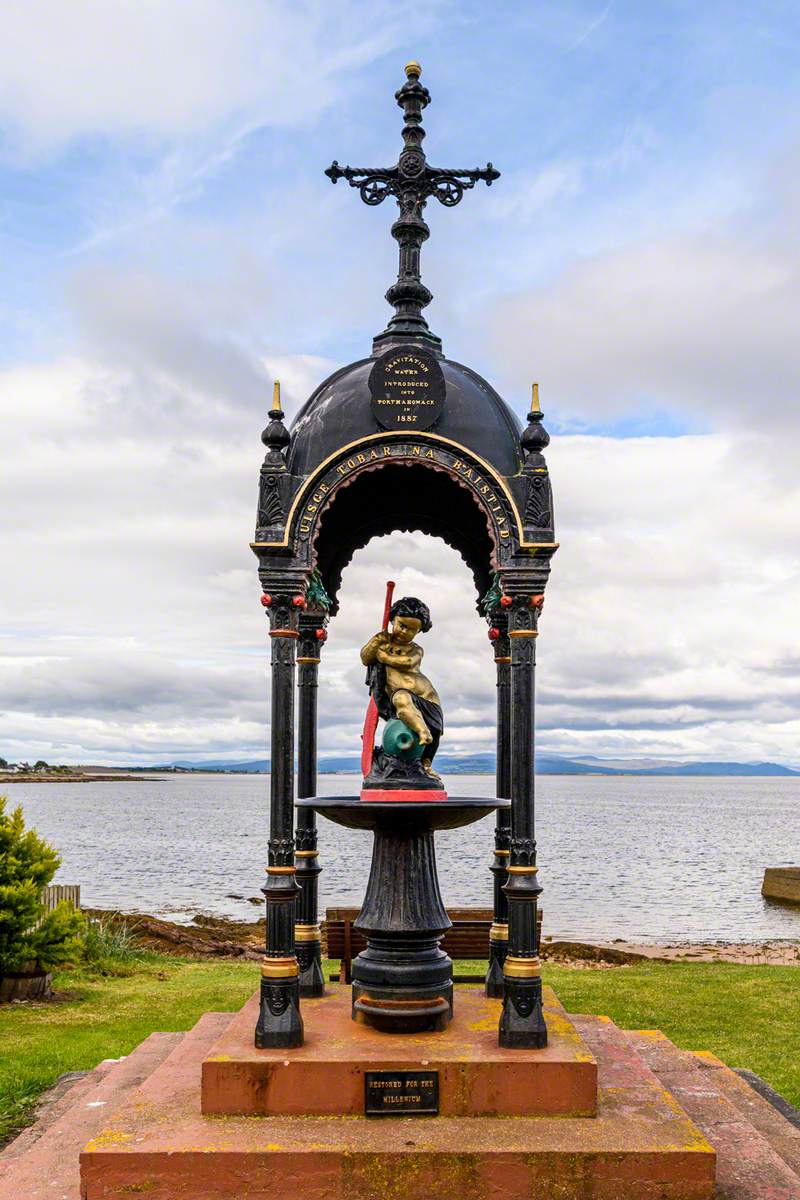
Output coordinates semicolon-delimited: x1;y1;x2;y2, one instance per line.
299;796;507;1034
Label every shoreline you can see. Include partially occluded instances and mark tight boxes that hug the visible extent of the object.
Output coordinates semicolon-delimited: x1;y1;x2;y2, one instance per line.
88;909;800;967
5;770;800;782
0;774;154;784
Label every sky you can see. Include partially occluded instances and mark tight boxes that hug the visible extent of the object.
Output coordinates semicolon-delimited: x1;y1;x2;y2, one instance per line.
2;0;800;768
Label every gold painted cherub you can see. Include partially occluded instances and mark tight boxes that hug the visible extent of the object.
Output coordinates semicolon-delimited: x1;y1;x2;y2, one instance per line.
360;596;443;778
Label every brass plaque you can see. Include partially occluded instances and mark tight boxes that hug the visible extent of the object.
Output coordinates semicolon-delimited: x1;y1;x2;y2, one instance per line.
364;1069;439;1116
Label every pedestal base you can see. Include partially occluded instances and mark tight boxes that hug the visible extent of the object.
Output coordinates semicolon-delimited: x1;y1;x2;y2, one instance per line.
351;977;453;1032
300;796;508;1035
203;986;596;1118
359;788;448;801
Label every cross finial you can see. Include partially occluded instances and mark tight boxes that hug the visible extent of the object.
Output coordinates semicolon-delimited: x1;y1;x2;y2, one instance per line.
325;63;500;354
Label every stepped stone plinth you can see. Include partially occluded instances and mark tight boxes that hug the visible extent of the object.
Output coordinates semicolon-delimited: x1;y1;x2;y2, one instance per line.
202;985;597;1118
9;985;800;1198
73;986;720;1200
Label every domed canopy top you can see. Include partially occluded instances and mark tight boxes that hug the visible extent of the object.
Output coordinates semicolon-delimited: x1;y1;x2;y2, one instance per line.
288;355;524;482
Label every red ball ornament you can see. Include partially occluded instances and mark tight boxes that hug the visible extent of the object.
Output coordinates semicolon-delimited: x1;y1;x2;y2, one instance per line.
260;593;271;607
292;595;306;609
499;594;512;608
488;627;500;641
315;628;327;642
530;594;544;610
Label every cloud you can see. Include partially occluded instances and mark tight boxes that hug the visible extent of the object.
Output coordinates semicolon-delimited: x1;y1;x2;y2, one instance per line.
3;8;800;769
488;223;800;442
0;1;443;159
492;162;584;223
2;352;799;766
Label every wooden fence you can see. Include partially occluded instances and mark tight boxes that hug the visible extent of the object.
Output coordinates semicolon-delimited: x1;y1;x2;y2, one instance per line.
40;884;81;912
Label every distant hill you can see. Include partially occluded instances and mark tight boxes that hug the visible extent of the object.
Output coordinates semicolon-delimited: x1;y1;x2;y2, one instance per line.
154;755;800;777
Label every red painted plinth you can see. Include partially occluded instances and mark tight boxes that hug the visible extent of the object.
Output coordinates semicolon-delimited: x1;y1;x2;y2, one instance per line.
201;986;596;1118
359;787;448;801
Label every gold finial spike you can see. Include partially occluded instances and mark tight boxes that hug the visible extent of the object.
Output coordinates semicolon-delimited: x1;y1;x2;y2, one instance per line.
271;380;281;415
530;382;541;413
405;60;421;78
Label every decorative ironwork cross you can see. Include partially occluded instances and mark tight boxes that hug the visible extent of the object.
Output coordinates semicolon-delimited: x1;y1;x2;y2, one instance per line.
326;61;499;352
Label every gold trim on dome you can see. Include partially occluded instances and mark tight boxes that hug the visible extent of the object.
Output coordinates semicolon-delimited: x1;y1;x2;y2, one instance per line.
249;430;561;552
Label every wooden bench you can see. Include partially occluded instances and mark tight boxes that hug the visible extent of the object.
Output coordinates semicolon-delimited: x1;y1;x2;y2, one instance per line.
323;906;542;984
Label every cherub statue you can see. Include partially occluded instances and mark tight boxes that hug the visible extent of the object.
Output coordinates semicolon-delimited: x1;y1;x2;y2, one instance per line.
360;596;443;779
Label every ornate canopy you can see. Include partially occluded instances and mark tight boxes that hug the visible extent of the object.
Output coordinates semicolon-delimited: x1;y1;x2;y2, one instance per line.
254;61;557;1053
254;355;554;612
252;62;556;613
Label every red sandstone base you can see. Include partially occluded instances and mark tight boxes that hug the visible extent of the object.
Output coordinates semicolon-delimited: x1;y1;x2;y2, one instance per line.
202;985;597;1118
78;991;717;1200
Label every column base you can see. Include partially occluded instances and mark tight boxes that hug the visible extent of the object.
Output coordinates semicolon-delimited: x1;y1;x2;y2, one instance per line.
352;979;453;1034
297;942;326;998
499;973;548;1049
254;972;303;1049
485;936;507;998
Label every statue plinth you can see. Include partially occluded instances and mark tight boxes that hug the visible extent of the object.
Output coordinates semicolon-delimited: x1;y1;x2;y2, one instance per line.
300;796;508;1032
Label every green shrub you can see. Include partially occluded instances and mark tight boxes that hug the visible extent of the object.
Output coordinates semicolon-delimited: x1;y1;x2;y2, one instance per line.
0;796;84;976
81;917;152;971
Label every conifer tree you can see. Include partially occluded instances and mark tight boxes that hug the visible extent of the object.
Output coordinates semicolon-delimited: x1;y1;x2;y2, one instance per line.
0;796;84;976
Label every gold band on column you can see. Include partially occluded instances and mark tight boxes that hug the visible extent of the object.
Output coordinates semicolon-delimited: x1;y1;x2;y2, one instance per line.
494;848;510;857
509;630;539;638
506;865;539;874
261;956;299;978
265;866;296;875
489;922;509;942
503;955;541;978
294;923;321;942
294;850;319;858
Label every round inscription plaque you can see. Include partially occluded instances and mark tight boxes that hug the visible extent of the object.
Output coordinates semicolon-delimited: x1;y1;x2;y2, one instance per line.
368;347;446;431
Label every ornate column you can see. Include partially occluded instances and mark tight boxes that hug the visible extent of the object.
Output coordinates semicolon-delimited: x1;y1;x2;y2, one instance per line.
485;608;511;997
295;598;329;998
498;590;547;1048
255;586;306;1049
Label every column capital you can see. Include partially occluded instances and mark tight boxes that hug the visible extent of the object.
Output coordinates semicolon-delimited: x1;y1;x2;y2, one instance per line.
298;610;328;661
259;587;306;635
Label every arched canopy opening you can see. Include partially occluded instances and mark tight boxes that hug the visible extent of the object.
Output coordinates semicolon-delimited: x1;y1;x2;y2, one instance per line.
310;460;498;615
319;531;497;765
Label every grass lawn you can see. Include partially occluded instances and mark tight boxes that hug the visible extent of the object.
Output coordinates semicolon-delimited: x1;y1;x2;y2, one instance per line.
1;957;798;1146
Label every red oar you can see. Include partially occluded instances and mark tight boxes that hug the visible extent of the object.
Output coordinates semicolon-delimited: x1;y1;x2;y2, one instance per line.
360;580;395;776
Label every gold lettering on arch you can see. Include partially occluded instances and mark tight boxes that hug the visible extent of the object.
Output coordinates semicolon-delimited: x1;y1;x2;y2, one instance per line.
293;441;514;543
